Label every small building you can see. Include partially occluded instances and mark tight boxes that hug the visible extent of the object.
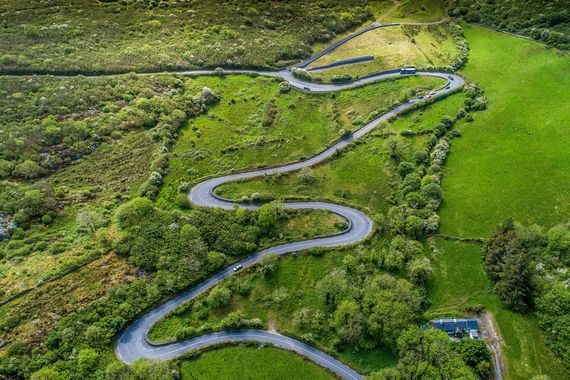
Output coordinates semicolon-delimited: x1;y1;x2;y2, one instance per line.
431;318;479;340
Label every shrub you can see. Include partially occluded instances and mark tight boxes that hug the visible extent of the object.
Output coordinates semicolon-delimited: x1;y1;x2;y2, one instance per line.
207;286;231;309
115;197;154;229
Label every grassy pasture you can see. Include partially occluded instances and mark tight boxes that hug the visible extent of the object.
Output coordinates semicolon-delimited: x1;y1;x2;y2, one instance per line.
428;239;568;379
180;345;336;380
158;74;444;205
308;24;460;80
439;24;570;237
214;92;463;214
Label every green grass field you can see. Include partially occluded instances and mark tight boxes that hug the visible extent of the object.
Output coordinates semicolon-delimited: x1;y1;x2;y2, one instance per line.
439;24;570;237
308;24;460;80
428;239;567;379
214;92;464;214
158;74;444;205
180;346;336;380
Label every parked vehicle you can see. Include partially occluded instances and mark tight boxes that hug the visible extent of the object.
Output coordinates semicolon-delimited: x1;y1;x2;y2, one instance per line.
303;87;310;91
233;264;243;272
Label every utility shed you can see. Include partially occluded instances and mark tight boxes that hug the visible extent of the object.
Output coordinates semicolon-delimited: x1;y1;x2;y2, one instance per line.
431;318;479;340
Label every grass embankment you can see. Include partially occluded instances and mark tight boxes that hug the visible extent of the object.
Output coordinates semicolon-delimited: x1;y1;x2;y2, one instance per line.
180;346;336;380
439;24;570;238
158;74;445;205
308;24;460;81
428;239;568;379
0;0;373;74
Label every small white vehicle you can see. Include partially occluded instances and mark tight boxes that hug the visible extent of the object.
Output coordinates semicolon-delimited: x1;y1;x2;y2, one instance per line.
233;264;243;272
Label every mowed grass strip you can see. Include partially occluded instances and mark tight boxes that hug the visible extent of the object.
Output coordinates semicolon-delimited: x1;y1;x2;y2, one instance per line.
439;24;570;237
180;345;336;380
428;239;567;379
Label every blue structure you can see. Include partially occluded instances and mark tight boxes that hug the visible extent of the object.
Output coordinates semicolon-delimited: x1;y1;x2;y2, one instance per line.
431;318;479;339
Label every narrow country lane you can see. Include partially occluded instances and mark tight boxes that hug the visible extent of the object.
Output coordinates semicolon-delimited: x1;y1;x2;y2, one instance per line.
114;21;465;380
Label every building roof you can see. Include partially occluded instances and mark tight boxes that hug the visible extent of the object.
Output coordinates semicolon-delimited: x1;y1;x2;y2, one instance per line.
431;318;478;333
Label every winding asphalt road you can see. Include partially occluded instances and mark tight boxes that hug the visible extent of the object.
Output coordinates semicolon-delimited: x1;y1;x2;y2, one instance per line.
116;22;465;379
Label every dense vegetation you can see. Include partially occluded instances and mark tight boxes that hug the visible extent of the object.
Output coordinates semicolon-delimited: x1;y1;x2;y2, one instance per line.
0;0;375;74
0;197;340;378
483;219;570;369
450;0;570;49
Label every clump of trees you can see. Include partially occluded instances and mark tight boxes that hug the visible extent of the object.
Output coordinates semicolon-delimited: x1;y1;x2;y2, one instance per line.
368;327;487;379
384;83;487;240
450;0;570;50
483;218;533;311
484;218;570;367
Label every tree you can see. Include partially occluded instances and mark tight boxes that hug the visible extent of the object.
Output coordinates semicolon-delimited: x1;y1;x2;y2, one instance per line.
455;339;491;378
407;257;433;286
22;189;48;218
77;348;99;376
115;197;155;229
257;254;278;276
362;274;422;346
397;327;477;380
297;167;316;184
536;282;570;365
131;359;179;380
14;159;43;179
420;182;442;204
405;215;425;239
257;201;285;230
316;268;353;309
383;235;422;270
76;208;105;232
547;224;570;265
494;250;532;311
104;361;133;380
397;161;415;178
332;300;364;345
484;219;533;311
0;159;13;179
207;286;231;308
30;367;63;380
483;218;520;281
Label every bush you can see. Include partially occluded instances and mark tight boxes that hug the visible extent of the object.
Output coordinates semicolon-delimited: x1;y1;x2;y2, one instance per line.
115;197;155;229
207;286;231;309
